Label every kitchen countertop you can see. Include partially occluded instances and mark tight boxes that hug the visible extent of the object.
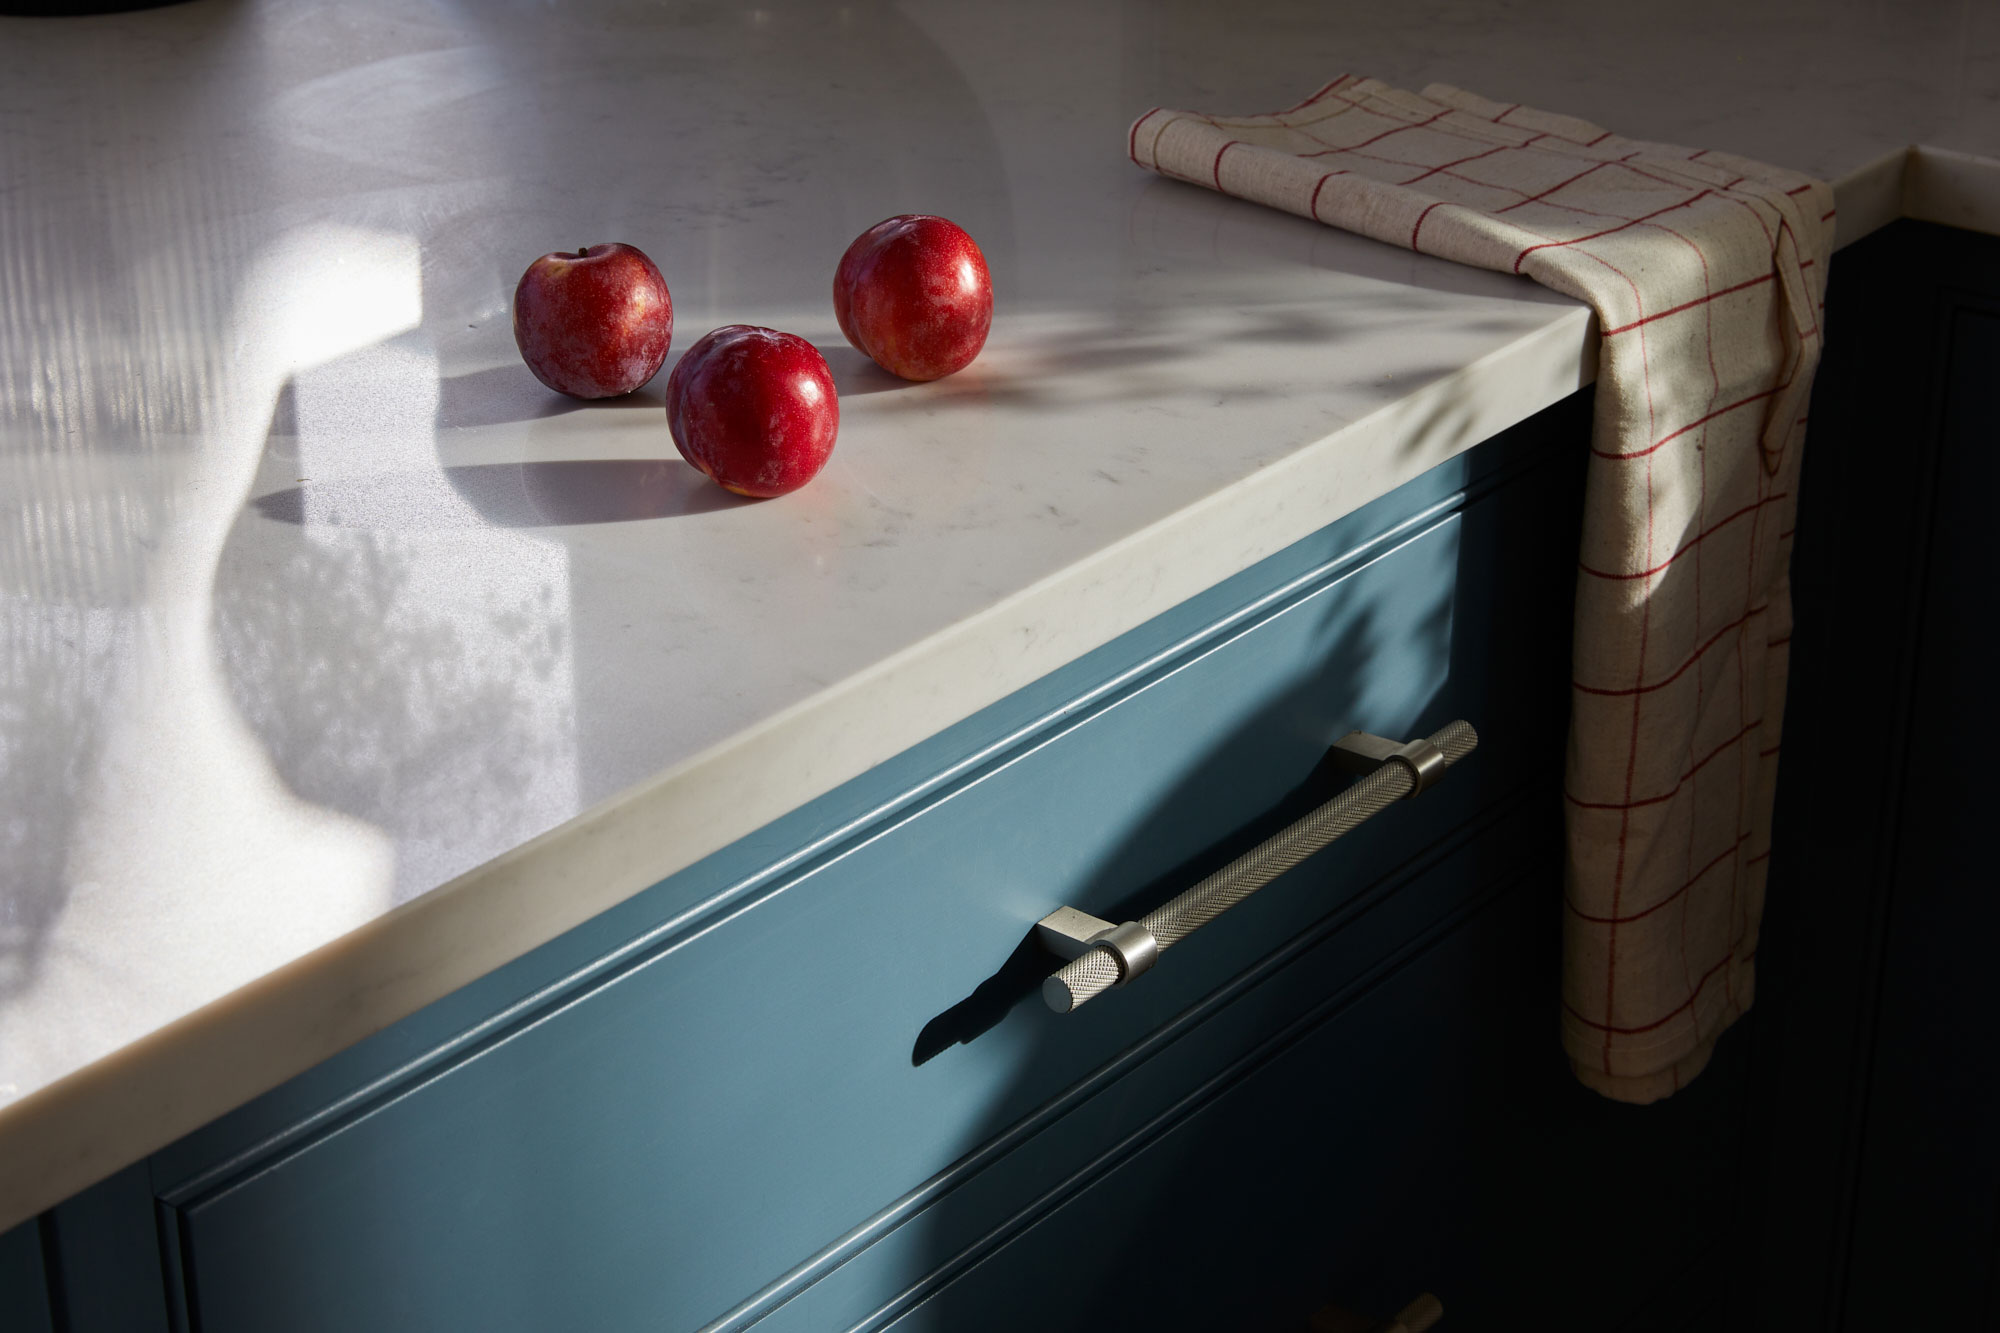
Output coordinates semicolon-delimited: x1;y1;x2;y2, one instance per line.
2;0;1996;1231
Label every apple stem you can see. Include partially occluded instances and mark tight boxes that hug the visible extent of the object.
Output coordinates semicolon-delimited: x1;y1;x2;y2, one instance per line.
578;246;590;258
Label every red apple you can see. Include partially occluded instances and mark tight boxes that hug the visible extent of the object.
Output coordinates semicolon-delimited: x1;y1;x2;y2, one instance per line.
513;242;673;398
833;215;991;381
665;325;839;498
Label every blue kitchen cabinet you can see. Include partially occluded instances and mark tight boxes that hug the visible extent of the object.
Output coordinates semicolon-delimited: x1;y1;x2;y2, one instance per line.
1745;220;2000;1328
0;1217;51;1333
879;863;1753;1333
11;386;1750;1330
3;1162;168;1333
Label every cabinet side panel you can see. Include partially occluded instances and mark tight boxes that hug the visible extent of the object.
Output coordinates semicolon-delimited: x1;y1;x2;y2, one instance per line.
0;1217;53;1333
1748;221;2000;1327
1841;283;2000;1326
38;1162;170;1333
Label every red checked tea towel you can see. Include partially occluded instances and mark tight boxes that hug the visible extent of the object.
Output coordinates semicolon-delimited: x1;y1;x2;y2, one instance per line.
1130;78;1831;1103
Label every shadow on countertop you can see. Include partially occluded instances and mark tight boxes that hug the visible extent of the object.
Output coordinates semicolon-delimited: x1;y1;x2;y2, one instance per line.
254;458;750;529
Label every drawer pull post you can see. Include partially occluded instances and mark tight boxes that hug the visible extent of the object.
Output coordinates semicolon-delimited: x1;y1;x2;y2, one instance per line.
1329;729;1450;797
1035;908;1161;985
1040;720;1478;1014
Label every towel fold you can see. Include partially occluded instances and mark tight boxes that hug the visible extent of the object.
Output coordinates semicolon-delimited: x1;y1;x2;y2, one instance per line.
1130;78;1831;1102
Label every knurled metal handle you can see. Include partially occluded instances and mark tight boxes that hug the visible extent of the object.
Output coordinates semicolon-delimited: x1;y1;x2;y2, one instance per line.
1041;721;1478;1014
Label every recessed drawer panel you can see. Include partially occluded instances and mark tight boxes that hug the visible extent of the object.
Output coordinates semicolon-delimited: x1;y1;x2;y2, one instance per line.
0;1220;53;1333
169;427;1582;1332
878;867;1747;1333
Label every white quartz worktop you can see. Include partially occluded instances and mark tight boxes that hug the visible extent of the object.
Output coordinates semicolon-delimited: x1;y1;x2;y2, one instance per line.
3;0;1996;1230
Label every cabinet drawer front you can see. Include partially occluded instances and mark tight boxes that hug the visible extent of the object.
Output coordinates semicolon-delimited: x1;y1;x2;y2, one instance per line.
877;868;1746;1333
169;440;1580;1332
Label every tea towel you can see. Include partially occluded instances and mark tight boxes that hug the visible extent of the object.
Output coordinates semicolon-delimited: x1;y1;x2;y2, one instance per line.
1130;78;1831;1102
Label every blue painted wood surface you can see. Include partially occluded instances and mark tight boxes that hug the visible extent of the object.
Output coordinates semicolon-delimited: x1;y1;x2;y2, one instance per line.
1745;220;2000;1330
147;395;1596;1331
1846;286;2000;1327
0;1217;52;1333
881;859;1752;1332
24;1163;170;1333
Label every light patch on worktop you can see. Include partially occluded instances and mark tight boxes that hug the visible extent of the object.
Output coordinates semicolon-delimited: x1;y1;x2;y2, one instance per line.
217;338;580;902
1;223;422;1110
